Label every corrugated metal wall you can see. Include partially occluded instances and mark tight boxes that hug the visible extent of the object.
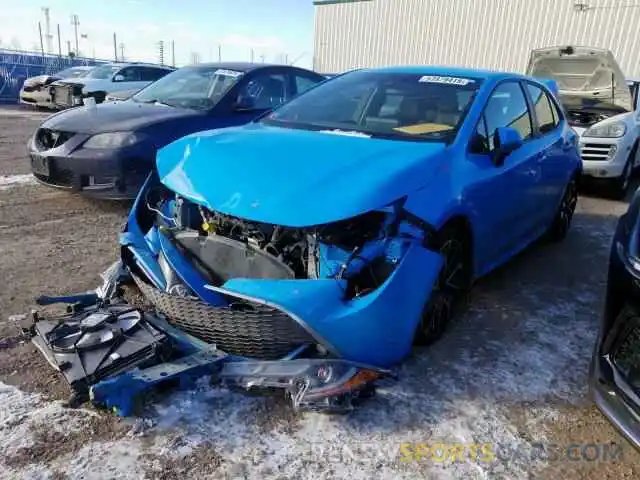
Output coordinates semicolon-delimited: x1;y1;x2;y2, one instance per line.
314;0;640;77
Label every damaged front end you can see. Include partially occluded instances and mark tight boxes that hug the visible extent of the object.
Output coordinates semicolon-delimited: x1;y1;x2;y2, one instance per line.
26;170;442;415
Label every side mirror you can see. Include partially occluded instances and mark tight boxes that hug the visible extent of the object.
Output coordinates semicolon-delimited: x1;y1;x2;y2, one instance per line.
113;74;125;82
234;95;256;112
492;127;523;166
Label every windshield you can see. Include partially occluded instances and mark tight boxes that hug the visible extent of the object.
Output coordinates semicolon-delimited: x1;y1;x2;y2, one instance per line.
86;65;122;79
262;70;482;141
132;66;244;110
55;67;91;78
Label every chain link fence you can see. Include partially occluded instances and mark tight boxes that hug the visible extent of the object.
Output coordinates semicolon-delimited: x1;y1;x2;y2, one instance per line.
0;48;107;104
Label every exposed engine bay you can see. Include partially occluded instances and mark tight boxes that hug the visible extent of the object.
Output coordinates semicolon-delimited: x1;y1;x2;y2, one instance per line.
561;95;629;128
144;183;404;300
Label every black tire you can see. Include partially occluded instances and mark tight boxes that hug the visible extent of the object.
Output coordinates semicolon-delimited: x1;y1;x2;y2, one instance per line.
609;144;637;200
415;224;472;345
546;176;578;242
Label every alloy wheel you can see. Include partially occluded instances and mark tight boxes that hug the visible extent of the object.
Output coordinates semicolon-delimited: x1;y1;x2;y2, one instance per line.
420;237;466;339
558;180;578;234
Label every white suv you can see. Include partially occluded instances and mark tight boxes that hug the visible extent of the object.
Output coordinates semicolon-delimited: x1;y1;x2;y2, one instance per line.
50;62;174;109
528;46;640;198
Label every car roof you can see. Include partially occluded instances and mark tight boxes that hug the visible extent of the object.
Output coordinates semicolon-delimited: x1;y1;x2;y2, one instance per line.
184;62;310;72
358;65;529;82
100;62;174;70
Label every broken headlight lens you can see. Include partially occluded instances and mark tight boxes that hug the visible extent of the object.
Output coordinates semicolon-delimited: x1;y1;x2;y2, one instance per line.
219;359;383;397
83;132;140;149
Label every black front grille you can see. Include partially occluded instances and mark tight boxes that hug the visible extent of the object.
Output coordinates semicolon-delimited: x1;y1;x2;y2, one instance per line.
34;158;76;188
22;85;37;92
611;307;640;385
35;128;74;151
133;274;316;359
49;164;75;187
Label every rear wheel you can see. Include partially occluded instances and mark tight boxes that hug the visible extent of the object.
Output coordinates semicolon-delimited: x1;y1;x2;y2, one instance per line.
415;226;471;345
546;176;578;242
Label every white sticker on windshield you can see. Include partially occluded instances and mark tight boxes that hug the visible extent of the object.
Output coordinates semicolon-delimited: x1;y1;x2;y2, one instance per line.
418;75;474;86
214;69;243;78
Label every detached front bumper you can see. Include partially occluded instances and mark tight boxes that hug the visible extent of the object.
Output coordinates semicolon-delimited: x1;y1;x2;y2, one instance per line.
25;277;388;416
27;135;153;200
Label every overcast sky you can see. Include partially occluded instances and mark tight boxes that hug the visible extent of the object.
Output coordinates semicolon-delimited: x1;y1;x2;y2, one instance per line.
1;0;316;67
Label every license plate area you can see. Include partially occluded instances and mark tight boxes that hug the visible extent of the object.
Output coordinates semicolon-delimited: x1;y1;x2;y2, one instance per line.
30;153;50;176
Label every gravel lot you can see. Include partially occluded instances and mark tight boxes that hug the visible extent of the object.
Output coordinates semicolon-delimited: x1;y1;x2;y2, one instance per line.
0;106;638;479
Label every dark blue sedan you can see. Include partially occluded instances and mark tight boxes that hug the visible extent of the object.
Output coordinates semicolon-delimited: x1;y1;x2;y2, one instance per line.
27;63;326;199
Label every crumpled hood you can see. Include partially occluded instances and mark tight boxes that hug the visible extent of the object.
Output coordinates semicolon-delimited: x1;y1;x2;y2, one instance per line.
527;46;632;111
42;101;201;135
157;123;447;227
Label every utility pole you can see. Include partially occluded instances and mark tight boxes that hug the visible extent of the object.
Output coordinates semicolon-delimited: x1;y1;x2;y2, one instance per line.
70;14;80;55
56;24;62;56
218;44;222;62
158;40;165;65
250;48;254;63
113;33;118;61
119;43;125;62
171;40;175;67
38;22;45;57
42;7;53;53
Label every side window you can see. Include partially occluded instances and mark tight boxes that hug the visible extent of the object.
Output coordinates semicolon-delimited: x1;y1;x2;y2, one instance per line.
238;73;287;109
141;67;170;82
116;67;141;82
294;74;320;96
471;114;491;153
526;83;559;134
484;82;533;143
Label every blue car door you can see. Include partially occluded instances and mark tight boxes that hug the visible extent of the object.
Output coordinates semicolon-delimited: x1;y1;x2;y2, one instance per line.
464;81;540;274
524;82;576;226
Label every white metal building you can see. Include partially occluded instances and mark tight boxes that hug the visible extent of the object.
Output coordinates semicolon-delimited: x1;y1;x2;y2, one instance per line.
313;0;640;77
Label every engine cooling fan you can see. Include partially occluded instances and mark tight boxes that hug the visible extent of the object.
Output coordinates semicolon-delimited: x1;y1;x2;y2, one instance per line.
46;308;142;353
31;303;170;404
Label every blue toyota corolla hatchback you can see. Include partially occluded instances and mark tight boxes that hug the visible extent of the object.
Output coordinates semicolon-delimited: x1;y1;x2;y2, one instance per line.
29;66;584;412
115;66;582;367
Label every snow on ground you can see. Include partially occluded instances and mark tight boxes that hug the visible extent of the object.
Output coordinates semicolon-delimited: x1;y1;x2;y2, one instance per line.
0;206;616;479
0;290;600;479
0;173;37;190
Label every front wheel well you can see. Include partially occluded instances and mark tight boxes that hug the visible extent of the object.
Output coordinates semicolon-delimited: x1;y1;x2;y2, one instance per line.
432;215;474;279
